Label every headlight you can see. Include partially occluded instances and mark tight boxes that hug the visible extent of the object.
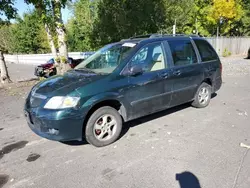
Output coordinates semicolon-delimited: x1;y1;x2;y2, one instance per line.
44;96;80;109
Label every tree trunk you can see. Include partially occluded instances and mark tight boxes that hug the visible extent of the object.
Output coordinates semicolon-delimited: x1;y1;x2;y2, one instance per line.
45;23;57;58
53;0;70;74
44;23;60;74
0;51;12;84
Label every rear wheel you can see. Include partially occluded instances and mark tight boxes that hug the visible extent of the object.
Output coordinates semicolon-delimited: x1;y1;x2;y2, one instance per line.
192;83;211;108
85;106;122;147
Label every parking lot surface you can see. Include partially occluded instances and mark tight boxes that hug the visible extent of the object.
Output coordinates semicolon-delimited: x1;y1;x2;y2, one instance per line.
0;56;250;188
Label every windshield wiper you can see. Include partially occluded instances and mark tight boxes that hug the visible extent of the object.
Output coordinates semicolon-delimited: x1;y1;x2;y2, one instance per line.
74;68;96;73
74;68;108;75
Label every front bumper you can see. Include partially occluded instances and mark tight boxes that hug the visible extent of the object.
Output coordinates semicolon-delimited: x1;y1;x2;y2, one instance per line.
34;66;45;77
24;108;85;141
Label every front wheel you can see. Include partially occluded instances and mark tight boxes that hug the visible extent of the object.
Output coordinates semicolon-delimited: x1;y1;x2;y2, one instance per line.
85;106;122;147
192;83;212;108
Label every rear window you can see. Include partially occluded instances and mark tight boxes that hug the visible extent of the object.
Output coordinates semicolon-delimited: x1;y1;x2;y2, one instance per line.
194;40;218;62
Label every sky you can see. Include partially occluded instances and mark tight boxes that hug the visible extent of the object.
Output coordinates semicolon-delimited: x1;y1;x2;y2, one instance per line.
1;0;72;23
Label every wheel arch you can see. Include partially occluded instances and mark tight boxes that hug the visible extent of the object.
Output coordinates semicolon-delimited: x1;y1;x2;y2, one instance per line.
202;78;213;86
81;97;128;137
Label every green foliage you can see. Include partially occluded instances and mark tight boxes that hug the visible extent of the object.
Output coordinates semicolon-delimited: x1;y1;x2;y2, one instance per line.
67;0;98;51
162;0;195;34
0;23;13;53
0;23;15;52
60;56;67;63
183;0;244;36
230;0;250;36
68;0;199;49
184;0;213;36
92;0;167;47
11;11;50;54
26;0;58;49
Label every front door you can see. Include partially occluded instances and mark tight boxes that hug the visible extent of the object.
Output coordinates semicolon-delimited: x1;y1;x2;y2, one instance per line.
167;39;203;106
124;42;172;120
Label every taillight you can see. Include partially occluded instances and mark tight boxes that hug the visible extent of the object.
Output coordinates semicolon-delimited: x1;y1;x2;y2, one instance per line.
220;63;222;75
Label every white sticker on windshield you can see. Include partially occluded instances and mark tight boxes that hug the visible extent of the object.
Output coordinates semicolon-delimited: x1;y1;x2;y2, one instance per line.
122;42;136;48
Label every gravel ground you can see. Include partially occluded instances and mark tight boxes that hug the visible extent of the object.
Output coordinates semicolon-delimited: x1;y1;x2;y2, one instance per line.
0;56;250;188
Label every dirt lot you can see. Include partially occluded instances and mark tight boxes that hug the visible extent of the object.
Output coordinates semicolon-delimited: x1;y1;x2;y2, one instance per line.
0;56;250;188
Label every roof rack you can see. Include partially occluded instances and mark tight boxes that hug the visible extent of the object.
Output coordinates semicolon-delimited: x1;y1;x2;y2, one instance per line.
120;33;200;41
149;33;200;38
129;34;153;39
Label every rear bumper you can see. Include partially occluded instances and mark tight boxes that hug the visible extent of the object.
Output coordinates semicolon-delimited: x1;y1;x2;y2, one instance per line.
25;108;85;141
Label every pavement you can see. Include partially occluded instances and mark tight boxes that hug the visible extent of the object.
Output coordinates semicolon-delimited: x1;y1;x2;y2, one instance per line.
0;56;250;188
6;63;37;82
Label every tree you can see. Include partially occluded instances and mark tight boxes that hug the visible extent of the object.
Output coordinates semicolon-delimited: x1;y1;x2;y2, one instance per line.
158;0;194;34
53;0;70;74
93;0;167;47
26;0;71;74
89;0;201;47
0;0;17;84
0;24;15;53
25;0;58;58
67;0;98;51
207;0;243;35
230;0;250;36
11;11;50;54
184;0;214;36
0;0;17;19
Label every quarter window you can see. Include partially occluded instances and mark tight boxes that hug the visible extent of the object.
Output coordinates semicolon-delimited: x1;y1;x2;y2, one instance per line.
194;40;218;62
168;40;197;66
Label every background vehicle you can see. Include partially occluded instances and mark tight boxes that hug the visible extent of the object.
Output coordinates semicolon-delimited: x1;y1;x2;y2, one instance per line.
25;34;222;147
34;52;95;78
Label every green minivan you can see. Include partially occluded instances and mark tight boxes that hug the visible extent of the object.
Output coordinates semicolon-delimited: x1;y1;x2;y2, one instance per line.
24;34;222;147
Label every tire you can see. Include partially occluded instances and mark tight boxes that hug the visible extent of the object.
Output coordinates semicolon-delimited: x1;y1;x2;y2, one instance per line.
192;83;212;108
85;106;123;147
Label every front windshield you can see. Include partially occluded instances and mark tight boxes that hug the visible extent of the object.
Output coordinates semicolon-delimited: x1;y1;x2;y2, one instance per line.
75;42;137;74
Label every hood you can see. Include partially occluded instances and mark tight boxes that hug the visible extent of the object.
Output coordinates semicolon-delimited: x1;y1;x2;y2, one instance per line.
32;70;107;97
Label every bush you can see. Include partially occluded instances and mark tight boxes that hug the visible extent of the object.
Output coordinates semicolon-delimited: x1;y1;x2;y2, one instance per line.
222;48;232;57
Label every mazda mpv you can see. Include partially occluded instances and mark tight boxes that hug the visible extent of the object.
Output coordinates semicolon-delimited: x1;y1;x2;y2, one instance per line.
24;34;222;147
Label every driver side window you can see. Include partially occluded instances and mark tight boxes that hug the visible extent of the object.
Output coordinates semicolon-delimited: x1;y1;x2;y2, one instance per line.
131;42;166;72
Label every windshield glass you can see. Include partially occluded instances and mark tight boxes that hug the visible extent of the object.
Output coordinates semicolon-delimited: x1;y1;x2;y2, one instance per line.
75;42;137;74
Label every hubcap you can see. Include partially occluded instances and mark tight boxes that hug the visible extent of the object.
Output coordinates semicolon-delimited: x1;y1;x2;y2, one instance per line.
93;114;117;141
198;87;209;104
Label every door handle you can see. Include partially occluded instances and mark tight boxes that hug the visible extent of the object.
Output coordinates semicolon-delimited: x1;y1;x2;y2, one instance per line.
160;72;169;78
173;70;181;76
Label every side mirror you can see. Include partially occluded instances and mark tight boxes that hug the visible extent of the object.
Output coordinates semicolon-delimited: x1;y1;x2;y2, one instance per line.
129;64;143;76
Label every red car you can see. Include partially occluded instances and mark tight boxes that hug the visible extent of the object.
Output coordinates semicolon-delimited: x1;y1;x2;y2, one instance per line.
34;57;88;78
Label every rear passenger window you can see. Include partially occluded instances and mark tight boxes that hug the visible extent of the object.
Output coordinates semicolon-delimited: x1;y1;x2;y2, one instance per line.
168;40;197;66
194;40;218;62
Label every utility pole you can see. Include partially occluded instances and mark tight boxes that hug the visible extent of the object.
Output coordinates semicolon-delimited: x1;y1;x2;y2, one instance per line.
173;19;176;36
216;17;222;54
195;18;198;35
216;25;219;54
